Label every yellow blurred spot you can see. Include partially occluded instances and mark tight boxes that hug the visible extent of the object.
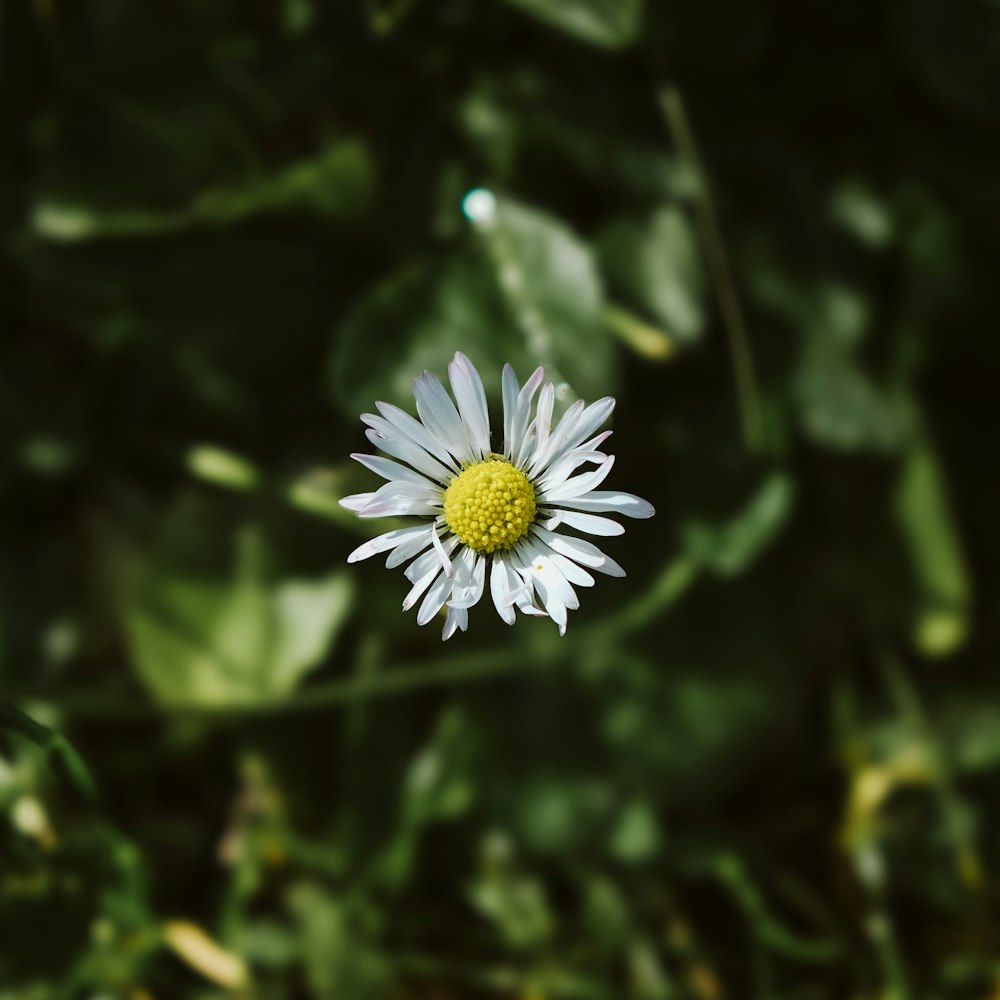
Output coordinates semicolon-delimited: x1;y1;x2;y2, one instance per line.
261;833;288;866
11;795;57;849
285;468;355;523
32;203;97;241
186;444;260;491
686;963;724;1000
163;920;248;990
895;443;971;658
842;741;933;848
603;304;674;360
915;607;968;658
957;844;983;892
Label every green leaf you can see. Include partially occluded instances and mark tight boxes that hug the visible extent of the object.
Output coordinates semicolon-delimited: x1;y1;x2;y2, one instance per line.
122;527;353;707
830;180;894;248
626;939;674;999
502;0;644;49
515;774;609;854
751;273;911;452
598;207;705;343
329;196;614;416
795;334;909;452
894;441;971;656
581;876;630;949
400;707;476;826
682;472;795;576
468;834;555;951
483;197;614;397
373;707;476;889
287;883;389;1000
607;799;662;864
941;703;1000;775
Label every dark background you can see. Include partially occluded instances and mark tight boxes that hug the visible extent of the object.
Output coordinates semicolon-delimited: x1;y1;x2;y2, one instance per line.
1;1;999;997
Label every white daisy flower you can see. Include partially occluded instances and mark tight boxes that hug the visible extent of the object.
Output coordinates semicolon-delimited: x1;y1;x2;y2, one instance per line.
340;352;655;640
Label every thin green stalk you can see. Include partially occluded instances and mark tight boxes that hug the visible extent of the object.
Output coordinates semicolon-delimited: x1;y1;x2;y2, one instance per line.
34;553;700;721
601;555;700;640
0;700;98;803
658;85;765;454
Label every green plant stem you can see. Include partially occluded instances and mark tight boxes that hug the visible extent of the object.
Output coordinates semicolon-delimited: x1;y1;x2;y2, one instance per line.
33;557;700;721
0;700;98;803
658;85;765;454
600;555;700;640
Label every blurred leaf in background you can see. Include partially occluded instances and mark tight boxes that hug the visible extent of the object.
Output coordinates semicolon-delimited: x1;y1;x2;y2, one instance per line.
121;519;353;708
329;195;615;415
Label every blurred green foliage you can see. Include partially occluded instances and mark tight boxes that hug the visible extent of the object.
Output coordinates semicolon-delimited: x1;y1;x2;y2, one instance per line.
1;0;998;998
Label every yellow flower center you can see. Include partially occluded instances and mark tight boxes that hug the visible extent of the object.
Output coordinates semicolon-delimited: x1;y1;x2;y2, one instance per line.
443;458;536;553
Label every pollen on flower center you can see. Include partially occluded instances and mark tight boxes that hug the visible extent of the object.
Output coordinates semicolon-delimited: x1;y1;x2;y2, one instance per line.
443;458;536;553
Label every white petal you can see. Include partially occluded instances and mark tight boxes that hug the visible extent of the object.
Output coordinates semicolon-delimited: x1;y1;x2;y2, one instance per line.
404;534;459;583
522;540;580;611
375;400;460;472
356;480;443;517
417;569;454;625
402;537;458;607
542;510;566;530
448;353;491;459
540;396;615;471
538;450;608;491
461;553;487;610
523;382;555;469
548;551;596;587
364;424;454;485
501;363;518;458
431;526;454;578
490;554;517;625
510;581;547;617
402;563;444;611
579;430;612;452
412;371;475;465
542;456;615;501
405;546;442;584
448;549;486;610
526;399;583;476
541;510;625;537
514;424;538;470
359;498;442;518
517;542;577;635
548;490;655;518
510;366;545;465
350;453;436;487
497;560;532;609
339;492;375;511
386;526;438;568
531;526;625;576
442;605;468;640
506;542;553;618
347;524;432;564
359;479;442;506
442;545;474;599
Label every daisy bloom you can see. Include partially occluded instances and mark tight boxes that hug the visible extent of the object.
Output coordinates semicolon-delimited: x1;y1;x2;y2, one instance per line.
340;352;655;640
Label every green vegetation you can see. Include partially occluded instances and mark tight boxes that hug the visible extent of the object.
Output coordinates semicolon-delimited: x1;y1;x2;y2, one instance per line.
1;1;997;997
